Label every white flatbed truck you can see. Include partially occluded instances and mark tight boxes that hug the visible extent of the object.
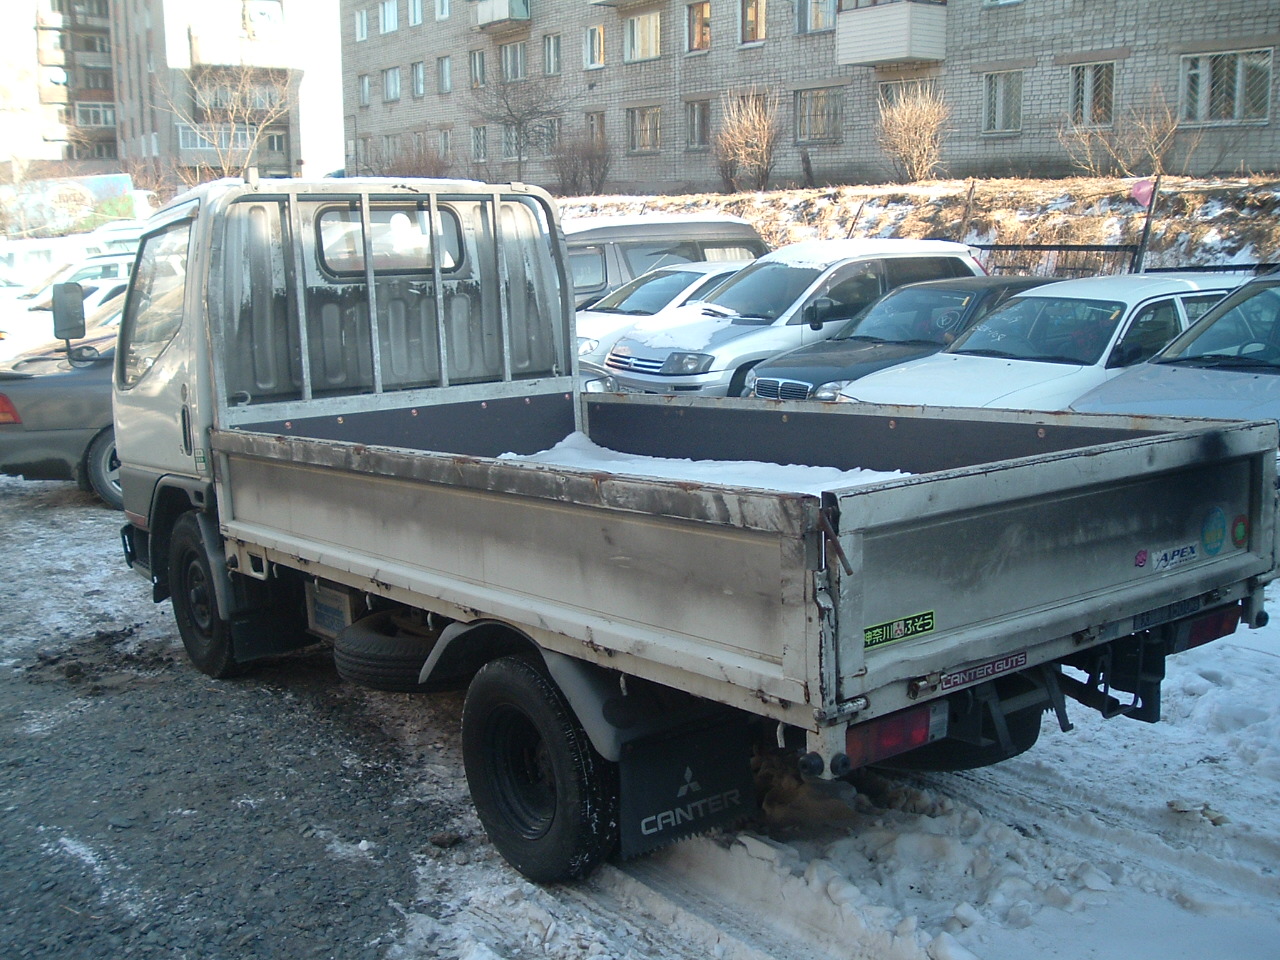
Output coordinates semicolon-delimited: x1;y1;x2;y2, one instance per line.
55;178;1277;882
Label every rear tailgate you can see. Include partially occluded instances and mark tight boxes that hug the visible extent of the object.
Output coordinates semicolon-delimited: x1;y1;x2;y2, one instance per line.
827;419;1277;718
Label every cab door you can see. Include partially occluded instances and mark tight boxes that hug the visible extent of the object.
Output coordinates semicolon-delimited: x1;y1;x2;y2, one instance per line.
113;214;201;518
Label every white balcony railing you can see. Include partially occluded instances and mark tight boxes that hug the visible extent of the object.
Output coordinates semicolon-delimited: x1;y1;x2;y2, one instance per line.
476;0;530;28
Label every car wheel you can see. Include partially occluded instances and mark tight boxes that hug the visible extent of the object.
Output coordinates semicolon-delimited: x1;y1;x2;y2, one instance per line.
462;656;619;882
84;428;123;510
168;512;243;679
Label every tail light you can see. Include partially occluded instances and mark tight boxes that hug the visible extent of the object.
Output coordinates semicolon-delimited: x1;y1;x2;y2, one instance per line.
1179;604;1242;652
844;701;947;771
0;394;21;425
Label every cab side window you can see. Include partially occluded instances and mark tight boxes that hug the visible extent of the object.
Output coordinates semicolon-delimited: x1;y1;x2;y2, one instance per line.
117;221;191;389
808;261;885;324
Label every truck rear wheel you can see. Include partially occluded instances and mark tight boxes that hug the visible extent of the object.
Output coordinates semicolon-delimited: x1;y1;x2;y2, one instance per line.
462;656;619;882
168;512;243;679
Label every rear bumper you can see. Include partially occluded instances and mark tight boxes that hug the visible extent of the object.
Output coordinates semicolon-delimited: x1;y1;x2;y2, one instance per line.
0;425;98;480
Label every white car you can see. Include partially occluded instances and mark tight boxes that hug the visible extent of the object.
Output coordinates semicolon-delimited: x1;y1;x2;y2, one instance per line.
577;260;749;372
840;274;1246;411
600;238;984;397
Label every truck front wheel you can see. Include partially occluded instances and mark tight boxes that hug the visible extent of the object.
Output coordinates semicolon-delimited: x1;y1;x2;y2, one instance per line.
462;656;619;882
168;512;243;679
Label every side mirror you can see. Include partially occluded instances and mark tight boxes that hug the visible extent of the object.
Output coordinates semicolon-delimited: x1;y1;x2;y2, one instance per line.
807;297;836;331
52;282;87;341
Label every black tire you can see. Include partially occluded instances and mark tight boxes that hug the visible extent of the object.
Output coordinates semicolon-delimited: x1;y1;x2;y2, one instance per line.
84;428;123;510
334;611;444;692
462;656;619;882
168;512;243;679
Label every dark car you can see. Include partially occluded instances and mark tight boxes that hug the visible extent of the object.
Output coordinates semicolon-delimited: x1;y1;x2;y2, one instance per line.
747;275;1052;401
0;301;120;508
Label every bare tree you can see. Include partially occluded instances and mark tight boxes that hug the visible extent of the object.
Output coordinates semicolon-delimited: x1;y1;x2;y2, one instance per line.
1057;83;1200;177
877;82;950;182
366;134;452;179
160;63;296;186
713;88;783;192
550;133;613;196
471;76;578;181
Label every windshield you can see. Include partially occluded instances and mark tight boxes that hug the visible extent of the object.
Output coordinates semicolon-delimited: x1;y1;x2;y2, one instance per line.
836;286;973;345
703;260;822;321
588;268;698;315
949;295;1126;365
1155;281;1280;369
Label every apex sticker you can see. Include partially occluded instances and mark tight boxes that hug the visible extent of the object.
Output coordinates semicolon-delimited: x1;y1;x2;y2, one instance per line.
865;610;936;649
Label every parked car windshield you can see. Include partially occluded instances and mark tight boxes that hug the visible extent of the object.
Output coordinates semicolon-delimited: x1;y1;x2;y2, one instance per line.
834;286;974;345
949;296;1127;365
588;268;700;316
702;261;822;321
1155;280;1280;370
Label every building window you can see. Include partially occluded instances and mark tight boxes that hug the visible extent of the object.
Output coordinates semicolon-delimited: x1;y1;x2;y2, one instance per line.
267;132;286;152
502;124;519;160
439;128;451;157
798;0;835;34
879;77;936;105
358;73;370;106
469;49;486;87
436;0;449;19
544;34;561;76
585;25;605;69
83;68;112;90
382;67;401;102
983;70;1022;132
411;60;426;97
795;87;842;142
687;2;711;52
74;140;117;160
472;125;487;162
741;0;766;44
409;0;422;26
624;12;661;62
500;41;527;82
438;56;452;93
686;99;710;148
75;101;115;126
1071;61;1114;126
627;105;661;152
1180;49;1272;124
380;0;398;33
536;117;560;156
80;34;110;52
381;134;400;162
586;111;605;141
355;9;367;41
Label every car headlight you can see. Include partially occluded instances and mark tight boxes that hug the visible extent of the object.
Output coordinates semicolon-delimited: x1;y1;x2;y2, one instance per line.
743;366;760;395
577;337;599;357
811;379;857;402
660;352;715;375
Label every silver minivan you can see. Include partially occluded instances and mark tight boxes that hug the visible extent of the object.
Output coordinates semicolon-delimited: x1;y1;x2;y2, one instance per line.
563;213;768;308
592;238;984;397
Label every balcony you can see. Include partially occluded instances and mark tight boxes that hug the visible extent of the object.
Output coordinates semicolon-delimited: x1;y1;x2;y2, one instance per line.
836;0;946;67
476;0;530;30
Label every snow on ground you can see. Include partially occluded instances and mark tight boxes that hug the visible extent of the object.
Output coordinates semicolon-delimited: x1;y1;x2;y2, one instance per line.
4;478;1279;960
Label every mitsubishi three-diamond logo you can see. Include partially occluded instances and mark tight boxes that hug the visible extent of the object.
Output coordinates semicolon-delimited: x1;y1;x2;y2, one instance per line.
676;766;701;798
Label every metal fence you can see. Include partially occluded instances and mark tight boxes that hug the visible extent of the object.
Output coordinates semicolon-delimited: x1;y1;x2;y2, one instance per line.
971;243;1140;278
971;244;1276;279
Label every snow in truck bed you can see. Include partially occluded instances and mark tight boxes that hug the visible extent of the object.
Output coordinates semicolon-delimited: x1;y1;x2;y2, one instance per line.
501;432;906;495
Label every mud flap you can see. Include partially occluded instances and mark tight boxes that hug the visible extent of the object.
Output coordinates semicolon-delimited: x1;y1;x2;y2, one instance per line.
618;720;755;859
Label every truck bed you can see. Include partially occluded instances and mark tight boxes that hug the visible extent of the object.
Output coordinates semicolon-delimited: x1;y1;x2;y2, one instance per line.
210;391;1277;734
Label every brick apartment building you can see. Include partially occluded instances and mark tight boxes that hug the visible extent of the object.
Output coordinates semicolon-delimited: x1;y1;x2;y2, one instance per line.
339;0;1279;193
